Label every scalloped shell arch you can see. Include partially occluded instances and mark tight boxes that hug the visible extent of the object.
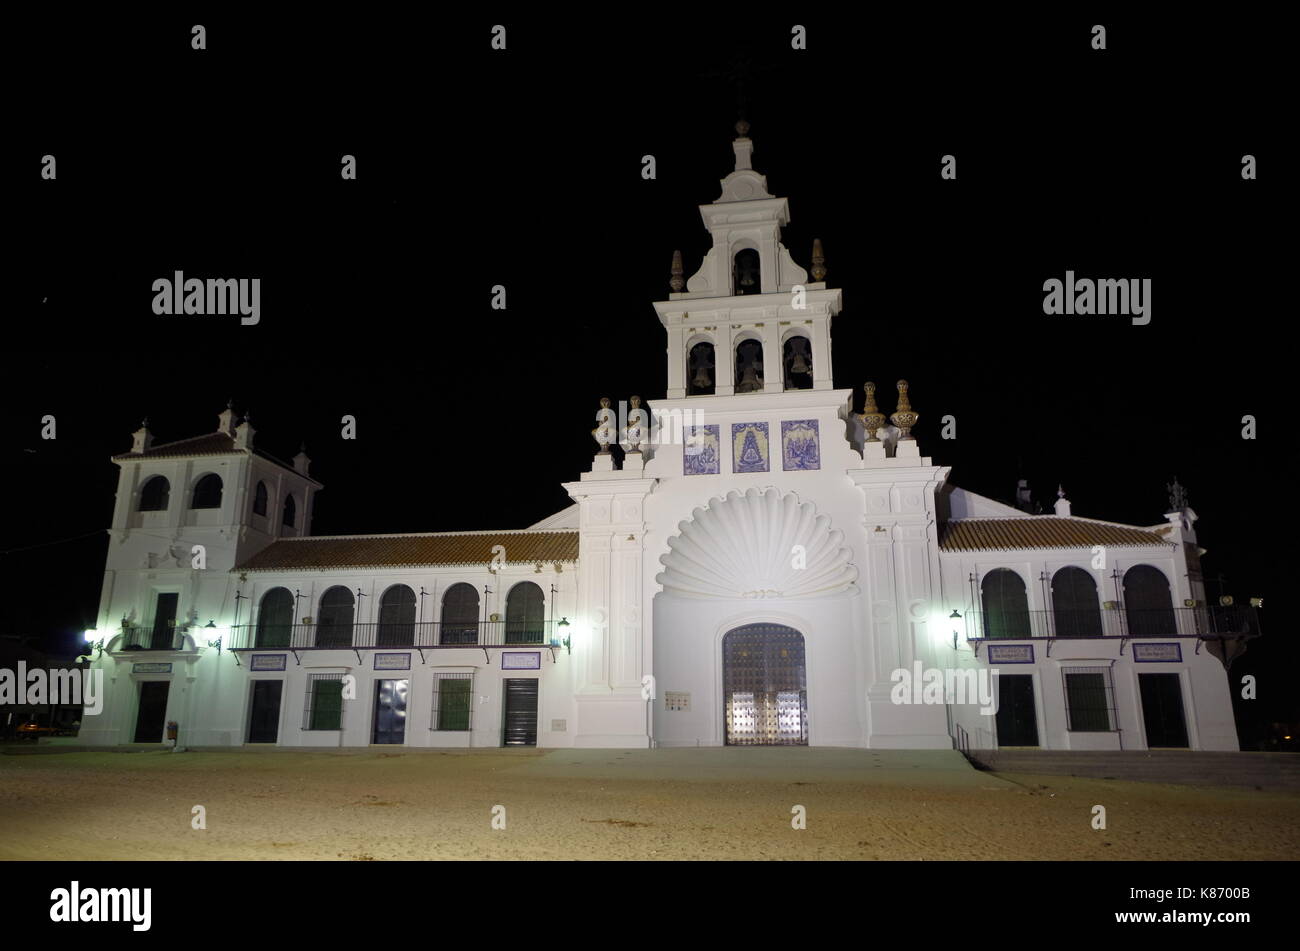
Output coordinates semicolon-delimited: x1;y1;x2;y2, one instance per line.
656;487;857;599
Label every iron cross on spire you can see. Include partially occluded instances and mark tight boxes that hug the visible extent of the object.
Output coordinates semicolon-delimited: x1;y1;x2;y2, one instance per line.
700;50;778;129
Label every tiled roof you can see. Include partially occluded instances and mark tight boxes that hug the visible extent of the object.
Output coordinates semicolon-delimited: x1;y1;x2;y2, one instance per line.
237;531;579;571
940;517;1172;552
112;431;313;481
113;432;240;459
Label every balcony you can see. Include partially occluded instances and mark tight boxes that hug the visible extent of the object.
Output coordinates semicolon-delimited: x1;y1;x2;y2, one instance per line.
965;604;1260;642
227;620;566;653
118;622;189;651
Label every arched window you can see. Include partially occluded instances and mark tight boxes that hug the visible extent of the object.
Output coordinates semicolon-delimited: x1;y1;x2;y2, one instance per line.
252;481;269;517
1123;565;1176;637
1052;567;1102;637
377;584;416;647
191;473;222;509
735;339;764;393
783;335;813;390
440;583;480;645
282;494;297;528
981;568;1030;639
316;586;354;647
138;476;170;512
733;248;760;295
505;582;545;644
256;587;294;648
687;341;716;395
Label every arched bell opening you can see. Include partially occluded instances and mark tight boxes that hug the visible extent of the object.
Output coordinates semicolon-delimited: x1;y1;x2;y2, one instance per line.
732;248;761;295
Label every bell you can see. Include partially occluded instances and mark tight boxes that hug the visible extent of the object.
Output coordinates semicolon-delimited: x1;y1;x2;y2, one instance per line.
692;366;713;390
790;351;810;374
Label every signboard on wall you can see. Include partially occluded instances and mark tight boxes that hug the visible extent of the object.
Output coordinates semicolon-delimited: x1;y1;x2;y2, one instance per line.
374;653;411;670
131;662;173;674
1133;642;1182;662
986;644;1034;664
502;652;541;670
250;655;287;671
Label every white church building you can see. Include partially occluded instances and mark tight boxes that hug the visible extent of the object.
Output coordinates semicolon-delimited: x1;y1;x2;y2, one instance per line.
80;126;1252;753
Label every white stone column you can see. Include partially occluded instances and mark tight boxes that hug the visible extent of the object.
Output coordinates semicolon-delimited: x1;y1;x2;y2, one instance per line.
562;476;655;747
850;464;953;748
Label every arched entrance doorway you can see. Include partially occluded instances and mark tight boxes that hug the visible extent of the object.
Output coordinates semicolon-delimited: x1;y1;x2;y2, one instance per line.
722;624;808;746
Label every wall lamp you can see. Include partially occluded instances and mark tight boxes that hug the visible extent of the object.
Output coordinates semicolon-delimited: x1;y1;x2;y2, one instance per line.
204;619;222;655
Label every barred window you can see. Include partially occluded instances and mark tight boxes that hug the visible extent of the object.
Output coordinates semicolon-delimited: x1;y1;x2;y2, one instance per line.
505;582;545;645
316;586;354;648
1052;566;1102;637
432;673;473;731
1062;666;1115;732
377;584;416;647
304;673;346;730
1123;565;1176;636
256;587;294;649
981;568;1031;639
440;583;480;645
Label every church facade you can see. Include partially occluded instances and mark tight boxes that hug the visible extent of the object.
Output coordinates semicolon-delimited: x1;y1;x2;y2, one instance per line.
80;128;1249;753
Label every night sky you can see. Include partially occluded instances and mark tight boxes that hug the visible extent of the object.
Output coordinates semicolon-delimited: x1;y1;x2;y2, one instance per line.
7;13;1287;738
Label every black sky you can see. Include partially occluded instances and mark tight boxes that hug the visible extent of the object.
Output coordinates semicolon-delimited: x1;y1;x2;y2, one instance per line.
6;11;1287;737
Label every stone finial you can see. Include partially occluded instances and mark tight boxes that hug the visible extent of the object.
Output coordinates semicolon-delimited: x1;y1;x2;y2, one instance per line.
622;395;648;453
811;239;826;282
857;382;885;442
592;397;615;453
235;414;256;451
670;250;685;292
217;400;237;436
1054;485;1071;517
131;418;153;453
890;380;918;439
293;442;311;475
1166;477;1189;512
732;121;754;171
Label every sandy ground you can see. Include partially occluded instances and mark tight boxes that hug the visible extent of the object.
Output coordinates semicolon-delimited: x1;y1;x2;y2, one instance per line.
1;747;1296;860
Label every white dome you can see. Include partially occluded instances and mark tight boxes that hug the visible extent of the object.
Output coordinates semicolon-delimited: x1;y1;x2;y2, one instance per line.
656;487;857;599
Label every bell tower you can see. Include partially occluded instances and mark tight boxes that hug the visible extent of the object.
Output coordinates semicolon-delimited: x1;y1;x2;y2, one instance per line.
655;122;842;398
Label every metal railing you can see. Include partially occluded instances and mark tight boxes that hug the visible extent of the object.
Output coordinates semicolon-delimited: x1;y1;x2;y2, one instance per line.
227;620;567;651
118;623;188;651
965;604;1258;640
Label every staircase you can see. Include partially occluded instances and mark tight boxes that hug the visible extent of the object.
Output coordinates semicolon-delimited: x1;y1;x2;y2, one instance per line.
965;750;1300;790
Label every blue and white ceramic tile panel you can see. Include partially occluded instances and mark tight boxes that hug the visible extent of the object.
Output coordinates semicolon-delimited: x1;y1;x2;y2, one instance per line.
684;424;721;475
781;419;820;471
731;421;769;473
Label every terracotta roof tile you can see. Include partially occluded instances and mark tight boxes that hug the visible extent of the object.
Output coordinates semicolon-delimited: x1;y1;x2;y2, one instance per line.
940;517;1172;552
112;431;315;482
237;531;579;571
113;432;240;459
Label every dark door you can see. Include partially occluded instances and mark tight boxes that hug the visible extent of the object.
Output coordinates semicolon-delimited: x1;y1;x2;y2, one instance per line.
372;679;408;744
503;679;538;746
133;681;170;742
1140;673;1189;748
722;624;808;746
248;680;283;743
151;592;179;649
995;674;1039;747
